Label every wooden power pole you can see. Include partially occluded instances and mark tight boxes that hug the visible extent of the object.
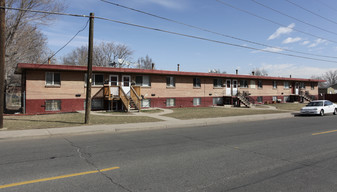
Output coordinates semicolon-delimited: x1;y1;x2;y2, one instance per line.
0;0;5;128
85;13;94;124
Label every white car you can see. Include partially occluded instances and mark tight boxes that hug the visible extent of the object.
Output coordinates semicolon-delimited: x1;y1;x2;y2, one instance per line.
300;100;337;116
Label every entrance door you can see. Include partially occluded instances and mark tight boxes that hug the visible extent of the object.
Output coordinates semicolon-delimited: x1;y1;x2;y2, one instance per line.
109;75;119;96
232;80;238;96
122;75;131;96
294;82;299;95
226;79;231;96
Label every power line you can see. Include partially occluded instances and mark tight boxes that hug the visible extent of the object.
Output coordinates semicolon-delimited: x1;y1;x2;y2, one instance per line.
100;0;337;60
4;5;337;64
316;0;337;14
1;6;89;18
46;19;90;64
215;0;337;44
250;0;337;36
95;16;337;64
285;0;337;26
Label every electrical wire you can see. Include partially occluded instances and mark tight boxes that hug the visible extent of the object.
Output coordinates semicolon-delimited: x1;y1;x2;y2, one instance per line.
285;0;337;26
250;0;337;36
100;0;337;59
95;16;337;64
215;0;337;44
45;19;90;64
3;5;337;64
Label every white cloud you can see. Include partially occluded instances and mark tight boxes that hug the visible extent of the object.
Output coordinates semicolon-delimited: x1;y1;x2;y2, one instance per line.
308;38;327;48
252;47;284;53
268;23;295;40
260;63;337;78
301;41;310;45
282;37;302;44
142;0;186;10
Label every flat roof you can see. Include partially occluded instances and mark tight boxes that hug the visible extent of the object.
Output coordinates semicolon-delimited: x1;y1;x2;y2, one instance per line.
16;63;325;82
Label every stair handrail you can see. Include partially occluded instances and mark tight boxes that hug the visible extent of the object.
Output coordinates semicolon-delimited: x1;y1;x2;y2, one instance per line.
119;85;130;111
130;86;141;111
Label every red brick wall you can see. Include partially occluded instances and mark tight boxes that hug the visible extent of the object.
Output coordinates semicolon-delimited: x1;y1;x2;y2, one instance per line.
26;98;85;114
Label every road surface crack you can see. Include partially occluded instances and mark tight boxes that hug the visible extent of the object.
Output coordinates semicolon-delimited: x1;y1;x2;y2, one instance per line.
64;138;133;192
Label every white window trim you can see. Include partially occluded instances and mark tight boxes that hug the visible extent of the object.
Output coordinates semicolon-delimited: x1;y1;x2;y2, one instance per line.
45;72;60;86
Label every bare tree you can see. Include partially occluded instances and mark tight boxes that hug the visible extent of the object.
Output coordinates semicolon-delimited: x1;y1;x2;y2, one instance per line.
137;55;153;69
252;68;268;76
62;42;134;67
62;45;88;66
209;69;226;74
5;0;65;84
323;70;337;86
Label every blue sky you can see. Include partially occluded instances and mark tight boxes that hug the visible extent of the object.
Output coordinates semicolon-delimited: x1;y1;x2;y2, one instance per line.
41;0;337;78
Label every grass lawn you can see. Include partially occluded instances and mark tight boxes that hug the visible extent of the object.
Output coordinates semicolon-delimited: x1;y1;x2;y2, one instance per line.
140;109;164;113
267;103;307;111
4;112;161;130
163;107;285;120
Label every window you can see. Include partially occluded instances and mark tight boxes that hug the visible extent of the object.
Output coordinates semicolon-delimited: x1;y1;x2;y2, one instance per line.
85;73;104;86
213;78;223;88
110;75;118;86
46;72;60;86
239;80;248;88
91;99;104;109
166;76;175;87
193;77;201;88
45;100;61;111
122;76;130;86
213;97;223;105
141;99;151;108
136;75;150;86
193;98;201;106
258;80;263;88
272;96;277;102
257;96;263;103
273;81;277;89
311;83;315;90
300;82;305;89
250;80;256;88
284;81;290;89
166;98;175;107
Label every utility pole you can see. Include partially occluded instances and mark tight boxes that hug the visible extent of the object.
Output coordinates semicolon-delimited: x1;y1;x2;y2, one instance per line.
85;13;94;124
0;0;5;128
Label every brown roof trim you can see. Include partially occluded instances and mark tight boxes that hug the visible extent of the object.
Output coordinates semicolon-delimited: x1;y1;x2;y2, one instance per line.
17;63;325;82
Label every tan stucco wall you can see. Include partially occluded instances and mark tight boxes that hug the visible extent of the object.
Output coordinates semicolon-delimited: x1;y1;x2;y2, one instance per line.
25;70;319;100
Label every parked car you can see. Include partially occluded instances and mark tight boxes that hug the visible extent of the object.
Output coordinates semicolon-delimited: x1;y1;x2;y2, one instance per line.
300;100;337;116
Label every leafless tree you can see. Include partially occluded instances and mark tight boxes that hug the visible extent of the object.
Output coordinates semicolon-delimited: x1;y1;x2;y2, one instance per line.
323;70;337;86
62;45;88;66
5;0;65;85
62;42;134;67
137;55;153;69
252;68;268;76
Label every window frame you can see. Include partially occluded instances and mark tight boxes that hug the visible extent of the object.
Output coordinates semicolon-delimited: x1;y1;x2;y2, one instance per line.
45;100;61;111
136;75;151;87
257;80;263;89
213;78;223;88
193;77;201;88
45;72;61;86
284;81;290;89
166;76;175;88
193;98;201;106
273;81;277;89
84;73;104;86
166;98;175;107
239;79;248;88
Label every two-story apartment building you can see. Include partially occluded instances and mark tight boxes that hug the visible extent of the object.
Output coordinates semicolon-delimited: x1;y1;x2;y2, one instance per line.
16;63;323;114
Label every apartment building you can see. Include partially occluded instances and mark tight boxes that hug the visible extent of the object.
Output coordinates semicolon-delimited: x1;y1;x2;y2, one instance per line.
16;63;323;114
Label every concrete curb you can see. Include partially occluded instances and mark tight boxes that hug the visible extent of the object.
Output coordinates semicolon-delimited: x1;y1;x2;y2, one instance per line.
0;112;294;139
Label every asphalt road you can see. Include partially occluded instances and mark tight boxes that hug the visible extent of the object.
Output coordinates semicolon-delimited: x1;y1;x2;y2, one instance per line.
1;115;337;191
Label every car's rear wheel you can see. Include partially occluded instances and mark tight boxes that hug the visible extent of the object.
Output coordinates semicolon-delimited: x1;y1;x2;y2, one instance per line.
334;108;337;115
320;109;324;116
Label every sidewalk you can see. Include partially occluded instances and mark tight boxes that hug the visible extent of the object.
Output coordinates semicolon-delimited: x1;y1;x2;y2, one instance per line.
0;108;294;139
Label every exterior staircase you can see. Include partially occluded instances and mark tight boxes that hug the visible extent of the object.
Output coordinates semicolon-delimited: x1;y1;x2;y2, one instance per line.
103;85;142;112
237;91;251;108
301;94;313;102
